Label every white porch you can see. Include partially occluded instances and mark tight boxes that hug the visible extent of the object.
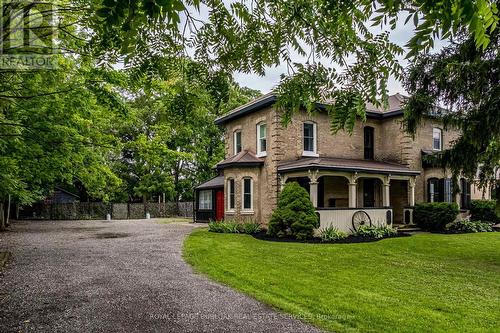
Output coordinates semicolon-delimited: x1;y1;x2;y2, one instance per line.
279;166;418;233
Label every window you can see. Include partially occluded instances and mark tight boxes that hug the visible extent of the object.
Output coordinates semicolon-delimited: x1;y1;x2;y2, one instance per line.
433;128;442;151
256;123;267;156
364;126;374;160
233;130;242;155
427;178;453;203
242;178;253;210
303;122;317;156
227;178;235;210
444;178;453;203
198;190;212;210
428;178;441;202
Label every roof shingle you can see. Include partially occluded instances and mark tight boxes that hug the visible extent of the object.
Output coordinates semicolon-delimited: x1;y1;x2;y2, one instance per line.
217;150;264;169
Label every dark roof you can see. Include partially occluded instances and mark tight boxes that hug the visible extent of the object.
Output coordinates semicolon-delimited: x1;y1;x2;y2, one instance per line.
216;150;264;169
215;93;408;125
195;176;224;189
215;93;276;125
278;157;420;176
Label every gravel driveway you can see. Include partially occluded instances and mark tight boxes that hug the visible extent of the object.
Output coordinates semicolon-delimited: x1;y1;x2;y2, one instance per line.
0;219;322;333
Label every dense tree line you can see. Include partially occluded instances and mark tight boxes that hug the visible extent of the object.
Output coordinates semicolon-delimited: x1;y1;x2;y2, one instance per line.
1;0;499;228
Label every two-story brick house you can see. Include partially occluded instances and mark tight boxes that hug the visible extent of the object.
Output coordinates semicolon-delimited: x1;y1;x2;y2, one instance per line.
194;93;488;231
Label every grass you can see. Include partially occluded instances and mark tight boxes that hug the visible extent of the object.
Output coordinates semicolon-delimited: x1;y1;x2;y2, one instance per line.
156;217;192;224
183;229;500;333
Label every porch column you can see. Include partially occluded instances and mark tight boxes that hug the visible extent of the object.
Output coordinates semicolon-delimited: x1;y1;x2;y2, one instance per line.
279;174;288;192
348;182;357;208
409;177;416;206
309;182;318;208
383;176;391;207
308;169;319;208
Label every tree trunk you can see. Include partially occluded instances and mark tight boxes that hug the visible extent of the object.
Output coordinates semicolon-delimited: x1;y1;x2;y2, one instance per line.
0;203;5;231
6;194;11;226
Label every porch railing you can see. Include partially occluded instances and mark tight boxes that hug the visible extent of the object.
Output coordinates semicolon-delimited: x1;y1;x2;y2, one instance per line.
316;207;393;233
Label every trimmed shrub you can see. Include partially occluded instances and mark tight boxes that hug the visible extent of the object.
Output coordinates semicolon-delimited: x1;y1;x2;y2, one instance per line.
268;182;320;240
447;220;493;233
470;200;499;224
353;225;397;239
319;226;348;242
414;202;459;231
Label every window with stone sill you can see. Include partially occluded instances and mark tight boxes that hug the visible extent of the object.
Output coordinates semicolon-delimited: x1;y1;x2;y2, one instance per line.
256;122;267;157
242;177;253;211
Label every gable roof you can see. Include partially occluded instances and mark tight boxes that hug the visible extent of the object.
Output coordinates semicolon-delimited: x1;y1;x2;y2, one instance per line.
216;150;264;169
215;93;408;125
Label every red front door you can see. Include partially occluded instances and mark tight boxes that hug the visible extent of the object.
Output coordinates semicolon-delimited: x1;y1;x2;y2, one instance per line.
215;190;224;221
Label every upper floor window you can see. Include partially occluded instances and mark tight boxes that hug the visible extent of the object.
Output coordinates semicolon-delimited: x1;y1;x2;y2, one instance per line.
433;128;442;151
233;130;242;155
364;126;374;160
198;190;212;210
242;177;253;211
227;178;235;210
303;122;317;156
257;122;267;157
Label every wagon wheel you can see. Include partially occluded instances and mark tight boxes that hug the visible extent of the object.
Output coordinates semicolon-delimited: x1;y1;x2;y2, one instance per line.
352;211;372;231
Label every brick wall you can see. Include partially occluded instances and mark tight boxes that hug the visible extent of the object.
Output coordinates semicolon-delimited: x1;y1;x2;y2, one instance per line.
221;106;463;224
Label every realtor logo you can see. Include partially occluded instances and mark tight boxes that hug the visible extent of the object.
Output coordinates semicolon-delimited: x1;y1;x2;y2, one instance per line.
0;0;58;69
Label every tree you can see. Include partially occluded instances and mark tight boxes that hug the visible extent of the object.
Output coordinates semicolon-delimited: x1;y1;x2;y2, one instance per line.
0;57;126;228
268;182;319;240
113;60;260;203
403;26;500;214
84;1;498;130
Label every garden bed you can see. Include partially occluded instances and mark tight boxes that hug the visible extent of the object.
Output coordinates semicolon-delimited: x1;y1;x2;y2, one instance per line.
252;230;411;244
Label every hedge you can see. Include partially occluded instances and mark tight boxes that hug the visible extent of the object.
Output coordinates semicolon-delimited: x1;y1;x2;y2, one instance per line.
470;200;499;224
413;202;459;231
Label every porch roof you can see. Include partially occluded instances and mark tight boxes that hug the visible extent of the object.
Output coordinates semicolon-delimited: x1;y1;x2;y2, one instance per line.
216;150;264;169
195;176;224;190
277;157;420;176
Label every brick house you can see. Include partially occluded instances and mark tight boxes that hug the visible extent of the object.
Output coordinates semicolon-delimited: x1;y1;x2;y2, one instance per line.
194;93;491;231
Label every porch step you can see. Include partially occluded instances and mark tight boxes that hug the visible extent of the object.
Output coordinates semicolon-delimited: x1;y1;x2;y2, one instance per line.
394;224;422;232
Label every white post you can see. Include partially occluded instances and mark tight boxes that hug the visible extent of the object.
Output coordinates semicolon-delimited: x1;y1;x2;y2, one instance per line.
309;182;318;208
348;182;357;208
307;169;319;208
409;177;416;206
383;184;390;207
383;176;391;207
279;174;288;192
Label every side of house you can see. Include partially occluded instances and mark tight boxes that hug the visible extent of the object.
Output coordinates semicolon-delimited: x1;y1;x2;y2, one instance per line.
194;93;491;228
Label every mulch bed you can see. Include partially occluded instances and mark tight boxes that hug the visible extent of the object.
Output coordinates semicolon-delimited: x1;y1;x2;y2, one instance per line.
252;231;411;244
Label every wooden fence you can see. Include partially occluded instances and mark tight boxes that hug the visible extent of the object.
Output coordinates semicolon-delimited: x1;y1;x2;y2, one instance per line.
17;202;193;220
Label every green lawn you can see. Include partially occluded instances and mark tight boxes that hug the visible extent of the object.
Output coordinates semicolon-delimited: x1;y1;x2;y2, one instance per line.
183;230;500;333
